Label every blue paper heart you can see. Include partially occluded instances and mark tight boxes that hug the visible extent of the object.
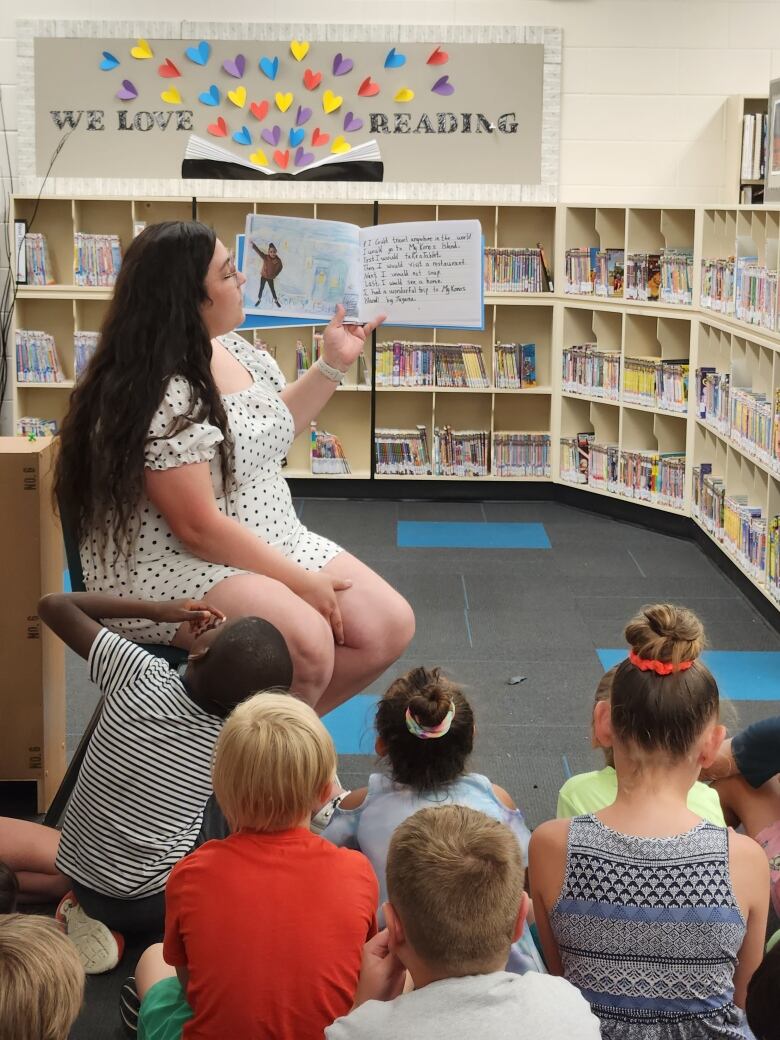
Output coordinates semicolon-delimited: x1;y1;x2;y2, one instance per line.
288;126;305;147
198;85;220;106
99;51;119;71
232;125;252;145
259;55;279;80
185;40;210;65
384;47;406;69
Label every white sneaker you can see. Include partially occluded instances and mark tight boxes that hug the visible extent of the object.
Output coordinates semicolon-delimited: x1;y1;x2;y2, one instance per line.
56;892;124;974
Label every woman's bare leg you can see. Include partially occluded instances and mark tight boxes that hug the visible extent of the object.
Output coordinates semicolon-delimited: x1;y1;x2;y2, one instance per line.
0;817;70;902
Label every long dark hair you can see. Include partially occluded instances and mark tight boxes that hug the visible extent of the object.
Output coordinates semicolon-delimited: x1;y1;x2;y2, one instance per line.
55;221;234;554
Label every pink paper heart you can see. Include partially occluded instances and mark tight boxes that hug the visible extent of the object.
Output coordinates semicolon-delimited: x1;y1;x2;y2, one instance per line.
343;111;363;133
261;124;281;146
295;146;315;167
332;52;353;76
432;74;454;96
222;54;246;78
295;105;312;126
116;79;138;101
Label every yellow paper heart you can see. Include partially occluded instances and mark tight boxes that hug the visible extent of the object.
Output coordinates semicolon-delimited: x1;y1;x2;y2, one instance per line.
290;39;310;62
161;87;182;105
228;86;247;108
322;89;343;114
275;91;294;113
331;136;351;154
130;38;153;60
394;87;415;103
250;148;269;167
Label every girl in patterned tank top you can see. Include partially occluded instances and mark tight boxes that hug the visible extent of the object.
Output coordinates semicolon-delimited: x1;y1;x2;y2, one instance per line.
529;604;769;1040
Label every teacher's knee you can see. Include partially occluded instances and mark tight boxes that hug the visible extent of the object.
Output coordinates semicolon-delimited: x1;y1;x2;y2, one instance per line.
375;593;415;664
289;613;335;704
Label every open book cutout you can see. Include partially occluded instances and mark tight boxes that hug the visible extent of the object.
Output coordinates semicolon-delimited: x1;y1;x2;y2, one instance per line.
182;134;384;182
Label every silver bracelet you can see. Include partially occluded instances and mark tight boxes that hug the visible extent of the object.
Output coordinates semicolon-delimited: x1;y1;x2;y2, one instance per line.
314;356;347;383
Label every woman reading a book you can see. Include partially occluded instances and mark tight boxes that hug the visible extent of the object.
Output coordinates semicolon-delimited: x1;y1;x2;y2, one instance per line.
55;221;415;711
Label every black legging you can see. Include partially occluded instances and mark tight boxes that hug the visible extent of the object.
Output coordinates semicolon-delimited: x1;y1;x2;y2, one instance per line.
256;277;280;305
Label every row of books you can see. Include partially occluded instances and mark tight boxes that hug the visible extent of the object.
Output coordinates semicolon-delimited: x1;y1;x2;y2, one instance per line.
692;465;767;580
769;518;780;604
734;259;778;330
695;369;780;471
22;233;55;286
74;233;123;287
561;345;621;400
622;357;689;413
560;436;685;508
310;425;351;475
374;427;551;477
16;330;65;383
700;258;735;314
696;369;730;434
564;248;692;305
296;338;370;385
433;427;489;477
16;416;58;438
483;247;552;293
74;331;100;378
375;342;537;389
741;112;768;182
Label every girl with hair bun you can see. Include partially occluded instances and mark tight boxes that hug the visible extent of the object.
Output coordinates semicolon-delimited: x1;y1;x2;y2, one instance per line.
529;603;770;1039
322;666;544;974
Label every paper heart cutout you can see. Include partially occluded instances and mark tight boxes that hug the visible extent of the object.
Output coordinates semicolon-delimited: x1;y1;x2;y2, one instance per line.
160;86;182;105
384;47;406;69
331;136;351;154
185;41;211;65
295;105;312;126
358;76;380;97
116;80;138;101
250;148;269;167
275;91;293;113
250;100;269;120
295;146;315;167
311;128;330;147
343;111;363;133
199;85;220;106
233;125;252;145
431;75;454;96
290;39;309;62
223;54;246;79
261;124;282;146
208;116;228;137
273;148;290;169
228;86;247;108
332;52;353;76
427;46;449;65
131;39;153;60
289;127;305;147
158;58;180;78
322;89;343;114
394;87;415;103
303;68;322;90
259;55;279;80
99;51;119;71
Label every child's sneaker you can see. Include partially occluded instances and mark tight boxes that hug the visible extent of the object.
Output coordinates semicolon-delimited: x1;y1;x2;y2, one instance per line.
56;891;125;974
310;777;350;835
119;976;141;1036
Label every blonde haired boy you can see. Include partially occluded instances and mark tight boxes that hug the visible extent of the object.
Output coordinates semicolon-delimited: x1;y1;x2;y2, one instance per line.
0;914;85;1040
135;693;378;1040
326;805;600;1040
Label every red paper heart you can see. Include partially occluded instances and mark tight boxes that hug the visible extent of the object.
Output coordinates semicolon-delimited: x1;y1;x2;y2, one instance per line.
311;128;330;147
250;100;269;120
208;117;228;137
303;68;322;90
273;148;290;169
427;46;449;65
358;75;380;97
158;58;181;77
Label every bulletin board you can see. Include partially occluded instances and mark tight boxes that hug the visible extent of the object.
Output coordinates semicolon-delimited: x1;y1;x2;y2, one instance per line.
16;21;561;202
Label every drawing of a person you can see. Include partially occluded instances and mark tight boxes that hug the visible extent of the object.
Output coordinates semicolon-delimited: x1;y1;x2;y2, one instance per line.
252;241;283;307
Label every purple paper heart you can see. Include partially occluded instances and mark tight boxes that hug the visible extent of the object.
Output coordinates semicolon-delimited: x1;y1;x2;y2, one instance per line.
432;74;454;96
332;52;354;76
343;111;363;133
295;146;315;168
116;79;138;101
261;124;281;147
295;105;312;127
222;53;246;78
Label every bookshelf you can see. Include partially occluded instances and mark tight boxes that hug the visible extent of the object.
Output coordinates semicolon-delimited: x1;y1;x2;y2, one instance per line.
725;95;768;204
12;195;780;610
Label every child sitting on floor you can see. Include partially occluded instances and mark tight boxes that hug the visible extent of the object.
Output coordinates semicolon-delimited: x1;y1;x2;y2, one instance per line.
0;914;85;1040
530;603;769;1039
322;666;543;973
135;692;378;1040
556;664;726;824
0;590;293;971
326;805;601;1040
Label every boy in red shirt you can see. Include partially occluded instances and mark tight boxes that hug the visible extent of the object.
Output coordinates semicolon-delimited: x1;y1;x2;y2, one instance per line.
135;692;378;1040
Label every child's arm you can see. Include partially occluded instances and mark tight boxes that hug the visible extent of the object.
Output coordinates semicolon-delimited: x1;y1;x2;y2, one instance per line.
492;783;517;809
251;242;265;259
37;592;222;661
527;819;569;976
730;831;770;1008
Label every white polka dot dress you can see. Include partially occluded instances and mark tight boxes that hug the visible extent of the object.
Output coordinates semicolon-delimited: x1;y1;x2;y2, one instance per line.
80;333;341;644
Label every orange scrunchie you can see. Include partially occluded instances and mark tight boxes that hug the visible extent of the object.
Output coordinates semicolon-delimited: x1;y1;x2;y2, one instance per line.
628;650;694;675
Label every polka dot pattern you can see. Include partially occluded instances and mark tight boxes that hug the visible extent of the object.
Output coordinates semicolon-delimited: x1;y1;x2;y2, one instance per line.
80;333;340;643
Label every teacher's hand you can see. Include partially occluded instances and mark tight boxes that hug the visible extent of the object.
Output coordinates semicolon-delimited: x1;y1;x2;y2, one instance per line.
297;571;353;645
322;303;387;372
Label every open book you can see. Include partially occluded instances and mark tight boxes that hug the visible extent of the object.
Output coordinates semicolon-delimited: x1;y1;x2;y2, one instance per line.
182;134;383;182
240;213;484;330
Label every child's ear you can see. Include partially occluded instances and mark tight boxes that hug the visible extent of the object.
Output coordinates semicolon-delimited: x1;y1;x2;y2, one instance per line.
592;698;613;750
512;891;530;943
375;736;387;757
186;646;210;663
698;723;726;770
384;902;405;951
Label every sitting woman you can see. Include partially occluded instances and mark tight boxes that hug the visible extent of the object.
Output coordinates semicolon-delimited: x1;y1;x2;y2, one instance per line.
54;221;415;712
529;603;769;1039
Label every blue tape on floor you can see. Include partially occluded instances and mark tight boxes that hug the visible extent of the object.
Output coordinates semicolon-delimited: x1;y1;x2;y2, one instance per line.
598;649;780;702
397;521;551;549
63;568;71;592
322;693;379;755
